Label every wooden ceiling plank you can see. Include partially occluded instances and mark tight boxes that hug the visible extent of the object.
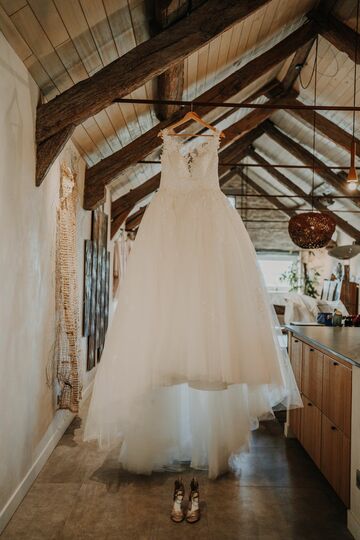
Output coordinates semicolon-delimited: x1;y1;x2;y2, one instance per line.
264;119;360;206
36;0;272;144
79;0;119;65
11;5;74;93
24;54;59;100
53;0;103;75
0;5;32;60
28;0;69;48
249;147;360;241
55;39;89;84
84;22;317;209
307;7;360;64
0;0;27;16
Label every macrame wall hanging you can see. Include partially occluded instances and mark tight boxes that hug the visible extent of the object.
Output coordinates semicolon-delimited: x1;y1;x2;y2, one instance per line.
55;162;81;413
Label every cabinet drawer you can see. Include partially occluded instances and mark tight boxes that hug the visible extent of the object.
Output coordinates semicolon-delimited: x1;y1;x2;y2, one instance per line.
322;355;352;437
301;397;321;468
302;344;323;408
321;414;350;507
290;336;302;390
289;397;303;441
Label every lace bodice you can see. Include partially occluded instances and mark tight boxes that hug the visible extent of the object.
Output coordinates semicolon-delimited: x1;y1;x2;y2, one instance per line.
160;131;220;193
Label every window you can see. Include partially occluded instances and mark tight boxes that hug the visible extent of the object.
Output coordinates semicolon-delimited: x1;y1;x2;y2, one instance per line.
257;251;299;293
227;195;236;208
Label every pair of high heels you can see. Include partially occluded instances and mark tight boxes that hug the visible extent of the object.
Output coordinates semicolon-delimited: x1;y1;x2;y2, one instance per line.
171;478;200;524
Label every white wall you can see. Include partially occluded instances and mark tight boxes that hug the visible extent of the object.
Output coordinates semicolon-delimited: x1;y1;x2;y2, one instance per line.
0;31;95;532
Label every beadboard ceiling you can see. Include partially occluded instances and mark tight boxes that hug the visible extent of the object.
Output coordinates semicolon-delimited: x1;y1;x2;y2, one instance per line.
1;0;360;242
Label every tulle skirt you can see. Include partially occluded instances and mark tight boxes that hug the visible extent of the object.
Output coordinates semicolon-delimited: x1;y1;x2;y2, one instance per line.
84;187;302;478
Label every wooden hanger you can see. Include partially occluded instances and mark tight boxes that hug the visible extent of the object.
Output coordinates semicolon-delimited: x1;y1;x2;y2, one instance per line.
159;111;225;138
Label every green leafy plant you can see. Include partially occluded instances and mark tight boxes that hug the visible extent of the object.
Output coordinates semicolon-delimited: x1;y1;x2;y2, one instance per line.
279;261;300;293
280;261;320;298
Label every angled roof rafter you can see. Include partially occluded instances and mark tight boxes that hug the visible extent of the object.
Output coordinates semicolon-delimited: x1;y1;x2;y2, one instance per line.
307;7;360;64
35;0;272;187
263;120;360;207
248;147;360;241
84;21;318;209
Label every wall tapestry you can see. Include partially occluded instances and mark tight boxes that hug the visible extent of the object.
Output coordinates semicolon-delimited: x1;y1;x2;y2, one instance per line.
55;163;81;413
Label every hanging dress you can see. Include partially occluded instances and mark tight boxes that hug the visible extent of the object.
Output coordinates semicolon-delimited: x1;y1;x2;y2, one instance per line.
84;130;302;478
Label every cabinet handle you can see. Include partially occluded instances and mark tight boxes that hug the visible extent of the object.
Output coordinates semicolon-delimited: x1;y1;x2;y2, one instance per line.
307;402;312;407
309;348;314;352
331;426;337;431
333;361;339;366
294;340;299;343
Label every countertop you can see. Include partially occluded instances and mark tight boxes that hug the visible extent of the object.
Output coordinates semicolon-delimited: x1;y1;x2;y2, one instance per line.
286;324;360;368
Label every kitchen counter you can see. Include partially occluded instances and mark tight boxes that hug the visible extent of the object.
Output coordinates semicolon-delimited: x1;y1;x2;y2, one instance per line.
286;324;360;368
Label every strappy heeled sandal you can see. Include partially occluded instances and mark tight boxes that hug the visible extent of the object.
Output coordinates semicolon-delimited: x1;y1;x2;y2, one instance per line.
170;478;185;523
186;478;200;524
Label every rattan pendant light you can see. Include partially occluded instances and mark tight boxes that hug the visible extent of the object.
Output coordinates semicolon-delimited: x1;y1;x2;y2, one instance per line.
288;37;335;249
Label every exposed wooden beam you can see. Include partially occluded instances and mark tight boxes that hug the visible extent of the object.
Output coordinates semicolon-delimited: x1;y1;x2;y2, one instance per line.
111;173;160;237
307;8;360;63
236;169;296;219
153;0;187;121
249;147;360;241
281;39;316;91
264;120;360;205
283;97;360;159
36;0;270;145
84;22;317;209
36;125;75;186
125;206;147;231
221;92;296;148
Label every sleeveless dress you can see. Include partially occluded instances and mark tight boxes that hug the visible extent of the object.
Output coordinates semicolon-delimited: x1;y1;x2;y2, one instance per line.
84;131;302;478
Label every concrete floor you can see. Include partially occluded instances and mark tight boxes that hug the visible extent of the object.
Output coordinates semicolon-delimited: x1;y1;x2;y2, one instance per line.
1;407;353;540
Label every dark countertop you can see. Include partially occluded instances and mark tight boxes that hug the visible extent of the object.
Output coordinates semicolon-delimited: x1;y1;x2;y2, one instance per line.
286;324;360;368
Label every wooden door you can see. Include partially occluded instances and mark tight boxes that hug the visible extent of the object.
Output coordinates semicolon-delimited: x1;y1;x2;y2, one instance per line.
290;335;302;391
322;355;352;437
301;397;321;468
302;344;323;407
321;414;350;507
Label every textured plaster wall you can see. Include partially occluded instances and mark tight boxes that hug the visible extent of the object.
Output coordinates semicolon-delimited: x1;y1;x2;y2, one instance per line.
0;30;94;527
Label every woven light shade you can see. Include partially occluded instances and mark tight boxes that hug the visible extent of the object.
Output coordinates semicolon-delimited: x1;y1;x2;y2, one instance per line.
288;212;336;249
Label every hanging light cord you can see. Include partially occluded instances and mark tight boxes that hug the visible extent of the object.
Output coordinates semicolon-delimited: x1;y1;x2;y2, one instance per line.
311;36;319;212
352;0;360;147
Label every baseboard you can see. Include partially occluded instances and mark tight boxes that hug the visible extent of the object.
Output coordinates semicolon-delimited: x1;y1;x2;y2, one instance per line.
0;379;94;534
348;509;360;539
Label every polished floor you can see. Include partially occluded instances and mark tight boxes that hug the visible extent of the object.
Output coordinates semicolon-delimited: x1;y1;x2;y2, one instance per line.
1;406;353;540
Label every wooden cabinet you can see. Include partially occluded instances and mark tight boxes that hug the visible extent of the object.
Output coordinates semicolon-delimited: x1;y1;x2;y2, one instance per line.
290;336;302;390
287;332;352;507
289;397;303;441
322;355;352;438
321;414;350;507
340;281;358;316
302;344;323;408
301;397;321;468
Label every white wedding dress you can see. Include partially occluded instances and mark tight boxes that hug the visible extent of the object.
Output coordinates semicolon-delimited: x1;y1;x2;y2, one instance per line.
84;130;302;478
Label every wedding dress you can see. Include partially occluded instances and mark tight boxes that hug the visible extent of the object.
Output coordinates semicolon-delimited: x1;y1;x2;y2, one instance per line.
84;130;302;478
